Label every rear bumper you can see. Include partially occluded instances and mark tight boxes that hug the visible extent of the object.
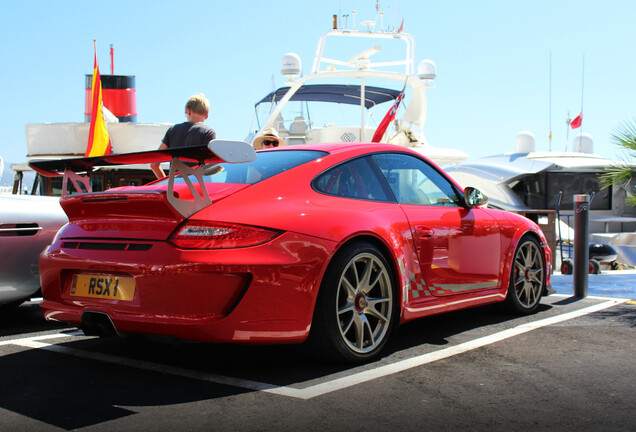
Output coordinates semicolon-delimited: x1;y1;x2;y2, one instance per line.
39;232;335;343
40;300;311;343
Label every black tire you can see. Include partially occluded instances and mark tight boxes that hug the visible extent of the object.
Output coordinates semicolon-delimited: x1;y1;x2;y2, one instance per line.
309;242;396;363
561;259;573;275
504;236;545;315
588;259;601;275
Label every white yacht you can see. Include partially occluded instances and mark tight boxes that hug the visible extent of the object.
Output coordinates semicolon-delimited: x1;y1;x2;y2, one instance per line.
446;132;636;267
249;16;468;167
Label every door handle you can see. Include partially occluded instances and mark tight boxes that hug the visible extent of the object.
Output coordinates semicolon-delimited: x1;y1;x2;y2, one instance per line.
415;226;434;238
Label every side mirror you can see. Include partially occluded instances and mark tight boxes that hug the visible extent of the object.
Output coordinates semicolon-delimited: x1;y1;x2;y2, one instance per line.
464;187;488;208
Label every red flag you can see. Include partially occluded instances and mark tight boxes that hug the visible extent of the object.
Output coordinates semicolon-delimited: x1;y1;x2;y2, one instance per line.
85;42;112;157
397;18;404;33
372;91;404;143
570;112;583;129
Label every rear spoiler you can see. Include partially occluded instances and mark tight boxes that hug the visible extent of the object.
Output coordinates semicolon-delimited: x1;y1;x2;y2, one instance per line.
29;140;256;217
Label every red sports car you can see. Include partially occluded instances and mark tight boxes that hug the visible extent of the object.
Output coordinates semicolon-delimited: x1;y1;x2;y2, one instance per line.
31;141;552;363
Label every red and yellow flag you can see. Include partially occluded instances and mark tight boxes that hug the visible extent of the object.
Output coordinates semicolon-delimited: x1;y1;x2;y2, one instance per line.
85;42;112;157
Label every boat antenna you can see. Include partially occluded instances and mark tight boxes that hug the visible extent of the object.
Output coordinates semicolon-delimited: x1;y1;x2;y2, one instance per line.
548;52;552;152
375;0;385;32
565;55;585;152
578;54;585;150
268;74;276;116
110;44;114;74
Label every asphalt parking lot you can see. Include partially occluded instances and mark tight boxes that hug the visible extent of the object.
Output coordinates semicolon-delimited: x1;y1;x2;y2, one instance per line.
1;294;634;431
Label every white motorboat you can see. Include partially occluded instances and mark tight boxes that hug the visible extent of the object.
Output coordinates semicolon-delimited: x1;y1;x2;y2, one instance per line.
16;121;171;194
446;132;636;267
249;15;468;167
13;102;170;195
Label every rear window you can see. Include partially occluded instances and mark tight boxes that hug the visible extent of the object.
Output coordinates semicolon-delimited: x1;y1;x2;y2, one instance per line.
161;150;326;185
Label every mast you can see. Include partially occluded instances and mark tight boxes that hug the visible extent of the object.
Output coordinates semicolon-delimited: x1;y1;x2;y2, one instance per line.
549;52;552;152
360;77;366;140
565;112;570;151
578;54;585;149
110;44;114;75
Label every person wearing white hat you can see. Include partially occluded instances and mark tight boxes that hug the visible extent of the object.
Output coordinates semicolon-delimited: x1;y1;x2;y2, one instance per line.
252;128;287;150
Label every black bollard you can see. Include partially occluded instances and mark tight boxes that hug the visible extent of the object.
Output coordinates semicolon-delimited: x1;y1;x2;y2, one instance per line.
573;194;589;297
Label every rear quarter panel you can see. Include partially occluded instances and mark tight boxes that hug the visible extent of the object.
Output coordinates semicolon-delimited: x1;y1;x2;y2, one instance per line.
190;157;420;315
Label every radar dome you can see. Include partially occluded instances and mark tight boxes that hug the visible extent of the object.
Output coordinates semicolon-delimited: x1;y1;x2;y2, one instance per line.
572;133;593;153
281;53;301;78
417;60;437;80
515;131;535;153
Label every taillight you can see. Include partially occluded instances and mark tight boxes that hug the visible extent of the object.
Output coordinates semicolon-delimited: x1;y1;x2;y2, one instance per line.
170;221;281;249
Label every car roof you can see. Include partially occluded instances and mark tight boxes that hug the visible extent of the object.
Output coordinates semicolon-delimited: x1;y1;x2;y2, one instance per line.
262;142;419;157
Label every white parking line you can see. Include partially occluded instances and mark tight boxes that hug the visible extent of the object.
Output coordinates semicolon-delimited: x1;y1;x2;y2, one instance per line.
0;332;80;347
16;339;281;393
275;298;628;399
4;297;628;400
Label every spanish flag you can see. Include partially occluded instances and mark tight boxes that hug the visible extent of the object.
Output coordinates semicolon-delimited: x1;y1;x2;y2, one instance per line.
85;42;112;157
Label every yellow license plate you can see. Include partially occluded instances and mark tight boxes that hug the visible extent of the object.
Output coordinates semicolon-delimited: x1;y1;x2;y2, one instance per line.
71;274;136;301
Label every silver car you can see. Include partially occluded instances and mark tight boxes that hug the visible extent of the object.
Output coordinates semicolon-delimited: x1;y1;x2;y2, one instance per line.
0;195;67;307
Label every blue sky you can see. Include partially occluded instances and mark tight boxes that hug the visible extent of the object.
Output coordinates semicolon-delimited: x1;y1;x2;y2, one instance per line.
1;0;634;179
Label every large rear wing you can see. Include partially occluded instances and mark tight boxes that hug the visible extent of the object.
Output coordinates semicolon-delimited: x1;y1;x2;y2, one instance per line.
29;140;256;217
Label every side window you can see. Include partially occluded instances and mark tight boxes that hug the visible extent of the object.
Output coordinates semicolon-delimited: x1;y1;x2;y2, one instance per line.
371;153;461;206
314;157;392;202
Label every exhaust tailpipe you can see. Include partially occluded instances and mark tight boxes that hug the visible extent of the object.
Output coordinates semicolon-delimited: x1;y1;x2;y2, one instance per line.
81;311;118;337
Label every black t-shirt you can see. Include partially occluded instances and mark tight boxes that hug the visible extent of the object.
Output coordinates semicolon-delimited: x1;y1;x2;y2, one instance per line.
162;122;216;148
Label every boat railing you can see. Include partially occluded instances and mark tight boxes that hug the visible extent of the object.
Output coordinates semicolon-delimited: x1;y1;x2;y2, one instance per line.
311;30;415;75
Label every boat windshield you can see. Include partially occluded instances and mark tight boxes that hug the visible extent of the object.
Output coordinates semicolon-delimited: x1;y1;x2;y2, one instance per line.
255;84;401;109
159;150;327;186
510;172;612;211
253;82;404;139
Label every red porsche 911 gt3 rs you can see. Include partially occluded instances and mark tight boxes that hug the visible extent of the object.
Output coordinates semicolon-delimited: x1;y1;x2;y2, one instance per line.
31;141;552;363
